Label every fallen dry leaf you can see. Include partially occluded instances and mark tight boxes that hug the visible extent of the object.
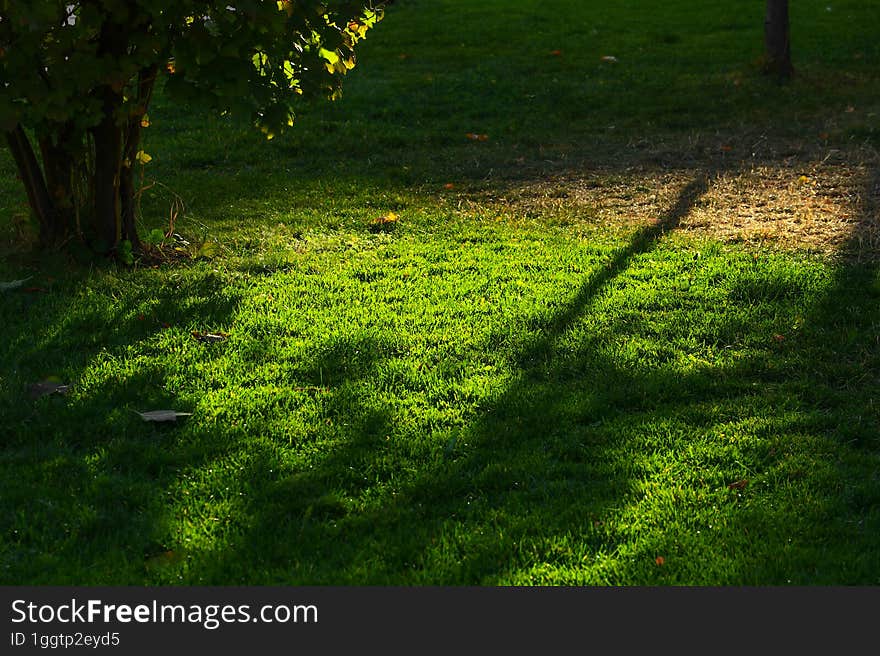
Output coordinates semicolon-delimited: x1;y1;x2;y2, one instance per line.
465;133;489;142
191;330;229;343
727;479;749;490
601;55;619;63
369;212;400;232
655;556;665;566
134;410;194;422
0;277;32;291
145;548;184;570
28;380;71;399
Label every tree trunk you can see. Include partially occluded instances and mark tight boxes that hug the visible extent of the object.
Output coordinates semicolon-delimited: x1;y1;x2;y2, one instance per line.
5;28;156;257
91;99;124;252
5;124;59;246
119;150;139;250
89;18;130;254
39;124;77;241
764;0;793;78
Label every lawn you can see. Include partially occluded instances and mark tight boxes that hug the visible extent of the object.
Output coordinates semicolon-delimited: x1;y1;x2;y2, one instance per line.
1;0;879;585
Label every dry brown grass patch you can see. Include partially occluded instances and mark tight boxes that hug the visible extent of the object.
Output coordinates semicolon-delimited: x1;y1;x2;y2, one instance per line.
459;141;880;260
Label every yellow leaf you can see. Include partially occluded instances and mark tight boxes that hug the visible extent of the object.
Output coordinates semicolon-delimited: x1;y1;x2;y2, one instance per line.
369;212;400;232
276;0;294;17
135;151;152;164
347;20;367;38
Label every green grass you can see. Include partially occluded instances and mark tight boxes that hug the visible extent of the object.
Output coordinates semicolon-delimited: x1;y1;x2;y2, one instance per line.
1;0;880;585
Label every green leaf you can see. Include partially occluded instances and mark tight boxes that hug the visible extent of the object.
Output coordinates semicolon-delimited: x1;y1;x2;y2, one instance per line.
195;240;220;260
118;240;134;265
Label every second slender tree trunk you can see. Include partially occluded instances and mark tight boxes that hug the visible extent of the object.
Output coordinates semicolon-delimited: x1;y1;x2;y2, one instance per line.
764;0;793;78
5;124;58;246
120;64;159;251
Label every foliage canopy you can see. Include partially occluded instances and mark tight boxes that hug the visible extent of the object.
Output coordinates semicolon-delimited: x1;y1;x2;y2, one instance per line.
0;1;384;254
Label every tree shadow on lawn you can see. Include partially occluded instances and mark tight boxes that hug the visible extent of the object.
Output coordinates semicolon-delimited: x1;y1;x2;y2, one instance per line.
0;261;402;585
2;165;878;585
0;266;245;583
183;170;880;585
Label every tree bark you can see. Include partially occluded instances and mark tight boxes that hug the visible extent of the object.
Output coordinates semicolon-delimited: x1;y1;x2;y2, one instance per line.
89;17;130;253
764;0;793;78
39;124;77;241
119;147;139;249
91;95;124;252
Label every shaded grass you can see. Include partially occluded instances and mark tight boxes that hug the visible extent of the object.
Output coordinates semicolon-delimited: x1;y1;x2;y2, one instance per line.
1;0;879;585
